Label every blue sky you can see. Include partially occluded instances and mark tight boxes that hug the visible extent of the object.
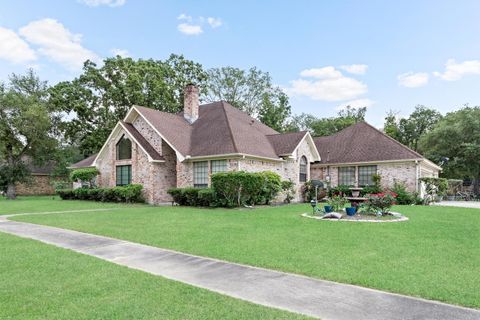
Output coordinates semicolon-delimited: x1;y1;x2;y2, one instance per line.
1;0;480;126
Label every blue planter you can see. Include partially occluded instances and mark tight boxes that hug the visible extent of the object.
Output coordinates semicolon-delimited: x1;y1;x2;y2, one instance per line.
324;205;333;213
346;207;356;216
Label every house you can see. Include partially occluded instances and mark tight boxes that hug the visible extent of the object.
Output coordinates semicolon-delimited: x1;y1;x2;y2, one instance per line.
310;122;442;194
71;85;441;204
15;161;59;196
71;85;321;204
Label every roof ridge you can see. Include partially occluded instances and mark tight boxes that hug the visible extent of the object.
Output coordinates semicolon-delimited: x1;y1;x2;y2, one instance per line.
221;101;239;153
359;121;423;158
266;130;307;137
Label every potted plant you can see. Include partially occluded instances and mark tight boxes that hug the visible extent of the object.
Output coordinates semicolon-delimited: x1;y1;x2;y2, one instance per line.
327;195;348;213
345;201;359;216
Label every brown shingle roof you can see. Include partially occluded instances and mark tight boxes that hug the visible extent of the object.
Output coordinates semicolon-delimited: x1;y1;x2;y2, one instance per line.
135;101;282;159
121;122;165;161
313;122;423;164
268;131;308;156
70;153;97;169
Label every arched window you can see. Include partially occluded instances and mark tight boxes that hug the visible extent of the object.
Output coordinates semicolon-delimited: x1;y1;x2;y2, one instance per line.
299;156;307;182
116;136;132;160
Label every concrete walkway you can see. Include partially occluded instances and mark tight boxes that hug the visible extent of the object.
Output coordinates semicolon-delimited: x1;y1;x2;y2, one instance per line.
0;215;479;320
434;201;480;209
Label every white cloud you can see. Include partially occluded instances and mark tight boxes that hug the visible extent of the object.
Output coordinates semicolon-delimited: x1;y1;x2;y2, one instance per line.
433;59;480;81
300;66;343;79
336;98;374;110
340;64;368;75
286;66;368;101
0;27;37;64
110;48;130;57
177;23;203;36
79;0;126;7
19;18;100;70
177;14;222;35
207;17;222;28
397;72;429;88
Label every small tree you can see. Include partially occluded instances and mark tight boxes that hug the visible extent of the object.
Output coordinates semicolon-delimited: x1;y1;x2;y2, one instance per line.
70;168;99;188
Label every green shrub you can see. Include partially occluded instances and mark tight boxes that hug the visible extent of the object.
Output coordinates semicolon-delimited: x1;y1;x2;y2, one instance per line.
282;180;295;203
328;185;351;197
365;191;397;214
327;195;348;212
420;177;448;197
70;168;99;188
57;184;143;203
391;181;415;205
360;185;383;196
167;188;185;205
258;171;282;204
198;188;216;207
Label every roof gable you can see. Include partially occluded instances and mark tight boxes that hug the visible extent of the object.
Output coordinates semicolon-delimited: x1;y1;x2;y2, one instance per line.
313;121;424;164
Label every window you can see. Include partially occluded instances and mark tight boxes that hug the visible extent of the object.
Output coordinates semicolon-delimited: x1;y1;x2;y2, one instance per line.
358;165;377;186
211;160;227;174
299;156;308;182
116;165;131;186
193;161;208;188
338;167;355;186
116;136;132;160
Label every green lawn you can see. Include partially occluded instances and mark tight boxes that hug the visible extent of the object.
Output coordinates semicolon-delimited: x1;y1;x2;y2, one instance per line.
0;195;142;215
0;232;307;319
6;197;480;309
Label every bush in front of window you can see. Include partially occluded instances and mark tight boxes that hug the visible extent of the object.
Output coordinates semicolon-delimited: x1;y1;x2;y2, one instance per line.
57;184;143;203
167;187;217;207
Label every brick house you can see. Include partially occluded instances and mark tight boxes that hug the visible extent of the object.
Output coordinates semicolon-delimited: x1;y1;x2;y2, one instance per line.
310;122;441;195
71;85;321;204
71;85;440;204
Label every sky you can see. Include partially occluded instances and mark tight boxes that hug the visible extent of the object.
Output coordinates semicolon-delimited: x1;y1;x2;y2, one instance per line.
1;0;480;127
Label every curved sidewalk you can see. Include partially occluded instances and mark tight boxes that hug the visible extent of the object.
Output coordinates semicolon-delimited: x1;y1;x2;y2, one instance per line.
0;215;479;320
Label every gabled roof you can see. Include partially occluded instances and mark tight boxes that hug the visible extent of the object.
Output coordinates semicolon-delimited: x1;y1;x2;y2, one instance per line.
121;122;164;161
131;101;306;161
69;153;97;169
268;131;308;156
313;121;428;165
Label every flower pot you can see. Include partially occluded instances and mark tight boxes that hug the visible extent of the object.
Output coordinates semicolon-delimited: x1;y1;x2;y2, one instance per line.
324;205;333;213
345;207;356;216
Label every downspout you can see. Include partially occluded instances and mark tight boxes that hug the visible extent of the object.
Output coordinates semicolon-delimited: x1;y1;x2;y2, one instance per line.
415;160;420;193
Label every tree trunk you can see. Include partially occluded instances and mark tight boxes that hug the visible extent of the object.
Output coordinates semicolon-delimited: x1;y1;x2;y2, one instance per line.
6;183;16;200
473;177;480;197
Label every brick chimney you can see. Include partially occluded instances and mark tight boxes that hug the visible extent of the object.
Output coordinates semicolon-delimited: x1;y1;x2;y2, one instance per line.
183;84;199;124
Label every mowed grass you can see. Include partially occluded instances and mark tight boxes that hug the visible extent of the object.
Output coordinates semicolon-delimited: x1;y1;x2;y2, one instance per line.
9;198;480;309
0;195;144;215
0;232;308;320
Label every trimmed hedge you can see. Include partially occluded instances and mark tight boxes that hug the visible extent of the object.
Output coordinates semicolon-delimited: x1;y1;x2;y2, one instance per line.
168;171;283;207
57;184;144;203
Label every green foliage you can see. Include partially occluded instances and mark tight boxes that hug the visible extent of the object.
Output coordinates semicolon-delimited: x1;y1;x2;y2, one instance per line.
57;184;143;203
257;89;292;132
419;177;448;197
70;168;99;186
365;191;397;214
281;180;295;203
420;106;480;194
288;106;367;136
327;195;348;212
0;70;59;199
328;185;351;197
391;181;415;205
384;106;442;151
447;179;463;196
167;187;216;207
360;185;383;196
49;55;207;155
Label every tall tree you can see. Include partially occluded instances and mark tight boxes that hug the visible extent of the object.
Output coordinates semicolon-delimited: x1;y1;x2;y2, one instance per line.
204;66;292;128
291;106;367;136
384;105;442;151
257;88;291;132
49;54;207;156
0;70;58;199
420;106;480;194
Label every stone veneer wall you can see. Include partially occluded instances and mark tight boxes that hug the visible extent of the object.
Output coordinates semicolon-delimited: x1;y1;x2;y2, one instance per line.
16;175;58;195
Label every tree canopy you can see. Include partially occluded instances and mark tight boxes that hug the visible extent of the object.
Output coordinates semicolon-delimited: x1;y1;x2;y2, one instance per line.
0;70;59;199
288;106;367;136
204;66;292;132
420;106;480;193
49;54;207;156
384;105;442;151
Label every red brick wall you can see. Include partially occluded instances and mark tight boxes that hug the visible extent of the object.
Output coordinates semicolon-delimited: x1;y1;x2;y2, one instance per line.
16;175;56;195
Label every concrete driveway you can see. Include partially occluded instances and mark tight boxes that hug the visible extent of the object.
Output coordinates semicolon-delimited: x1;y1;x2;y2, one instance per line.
433;201;480;209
